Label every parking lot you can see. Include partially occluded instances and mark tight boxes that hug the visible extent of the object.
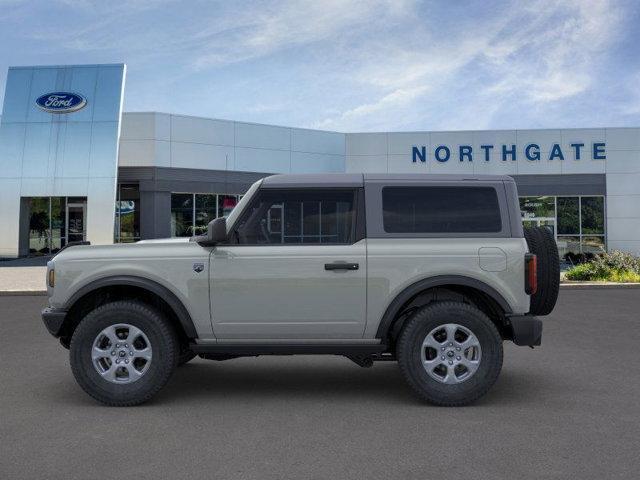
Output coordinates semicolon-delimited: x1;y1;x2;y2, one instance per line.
1;288;639;479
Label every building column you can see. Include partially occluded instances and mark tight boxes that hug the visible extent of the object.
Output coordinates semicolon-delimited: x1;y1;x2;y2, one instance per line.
139;189;171;240
0;180;21;258
18;197;31;256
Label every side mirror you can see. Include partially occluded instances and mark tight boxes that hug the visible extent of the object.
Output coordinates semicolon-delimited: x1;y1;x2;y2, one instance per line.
207;217;227;244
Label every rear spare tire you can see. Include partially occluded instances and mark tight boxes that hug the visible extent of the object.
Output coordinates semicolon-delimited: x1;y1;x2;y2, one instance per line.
524;226;560;316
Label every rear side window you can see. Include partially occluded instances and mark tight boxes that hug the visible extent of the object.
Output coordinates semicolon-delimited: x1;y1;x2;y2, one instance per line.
382;186;502;234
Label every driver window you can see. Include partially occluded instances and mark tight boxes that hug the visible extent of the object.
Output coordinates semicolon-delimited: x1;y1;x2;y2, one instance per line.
233;189;355;245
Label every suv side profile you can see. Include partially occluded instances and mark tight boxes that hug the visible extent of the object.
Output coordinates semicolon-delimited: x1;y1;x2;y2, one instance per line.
42;173;559;406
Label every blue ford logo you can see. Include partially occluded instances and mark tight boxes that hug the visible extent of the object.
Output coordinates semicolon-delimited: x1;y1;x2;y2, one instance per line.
35;92;87;114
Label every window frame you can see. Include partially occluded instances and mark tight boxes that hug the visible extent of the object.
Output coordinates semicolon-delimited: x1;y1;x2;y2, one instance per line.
223;187;365;247
364;180;512;239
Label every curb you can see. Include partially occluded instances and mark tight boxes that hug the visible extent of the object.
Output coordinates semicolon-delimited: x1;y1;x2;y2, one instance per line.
0;290;47;296
560;282;640;289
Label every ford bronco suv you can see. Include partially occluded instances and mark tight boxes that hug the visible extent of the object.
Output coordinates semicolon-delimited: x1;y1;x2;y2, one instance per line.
42;173;559;406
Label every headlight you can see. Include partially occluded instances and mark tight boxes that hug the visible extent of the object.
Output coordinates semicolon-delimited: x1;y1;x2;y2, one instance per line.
48;269;55;288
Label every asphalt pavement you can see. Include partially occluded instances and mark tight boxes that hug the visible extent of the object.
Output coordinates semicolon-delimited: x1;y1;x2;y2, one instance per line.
1;289;639;479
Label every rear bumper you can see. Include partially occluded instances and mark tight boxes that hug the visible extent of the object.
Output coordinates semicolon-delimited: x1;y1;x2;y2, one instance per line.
41;307;67;337
508;315;542;346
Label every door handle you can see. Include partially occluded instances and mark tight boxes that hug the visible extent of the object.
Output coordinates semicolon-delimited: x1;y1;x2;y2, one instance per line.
324;262;359;271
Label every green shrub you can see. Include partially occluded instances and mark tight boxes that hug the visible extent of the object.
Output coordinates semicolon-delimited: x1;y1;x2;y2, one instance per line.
565;250;640;282
592;250;640;273
608;270;640;283
565;263;596;281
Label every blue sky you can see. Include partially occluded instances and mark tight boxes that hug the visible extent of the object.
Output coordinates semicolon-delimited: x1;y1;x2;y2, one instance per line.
1;0;638;132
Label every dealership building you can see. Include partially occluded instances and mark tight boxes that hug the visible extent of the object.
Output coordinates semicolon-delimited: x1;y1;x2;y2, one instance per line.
1;63;639;258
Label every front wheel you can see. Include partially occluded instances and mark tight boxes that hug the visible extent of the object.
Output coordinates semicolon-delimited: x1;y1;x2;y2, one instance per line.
397;301;503;406
70;301;178;406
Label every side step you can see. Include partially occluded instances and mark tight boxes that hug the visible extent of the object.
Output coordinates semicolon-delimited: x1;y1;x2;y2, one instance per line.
190;342;388;356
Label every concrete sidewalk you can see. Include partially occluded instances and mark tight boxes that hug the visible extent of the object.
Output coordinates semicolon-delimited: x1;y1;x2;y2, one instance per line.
0;267;47;295
0;256;48;295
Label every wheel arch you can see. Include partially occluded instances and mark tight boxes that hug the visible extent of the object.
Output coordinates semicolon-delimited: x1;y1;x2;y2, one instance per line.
60;276;197;345
375;275;512;344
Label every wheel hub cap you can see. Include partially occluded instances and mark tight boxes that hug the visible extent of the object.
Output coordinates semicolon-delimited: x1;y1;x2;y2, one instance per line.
421;323;482;384
91;324;152;384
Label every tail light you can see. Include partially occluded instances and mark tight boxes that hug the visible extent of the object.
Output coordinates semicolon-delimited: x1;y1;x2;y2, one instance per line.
525;253;537;295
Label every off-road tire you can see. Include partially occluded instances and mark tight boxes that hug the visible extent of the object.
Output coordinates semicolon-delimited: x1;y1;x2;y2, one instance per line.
70;300;178;406
524;226;560;316
397;301;503;406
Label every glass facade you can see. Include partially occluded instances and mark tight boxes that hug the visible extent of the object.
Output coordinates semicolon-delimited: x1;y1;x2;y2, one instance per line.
28;197;52;255
26;196;87;255
520;196;606;258
171;193;241;237
0;64;126;258
195;194;217;236
115;184;140;242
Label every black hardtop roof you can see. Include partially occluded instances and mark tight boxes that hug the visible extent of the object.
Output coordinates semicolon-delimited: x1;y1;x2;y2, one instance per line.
261;173;514;188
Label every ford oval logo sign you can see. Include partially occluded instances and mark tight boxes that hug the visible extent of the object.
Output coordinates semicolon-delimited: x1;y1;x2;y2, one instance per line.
35;92;87;114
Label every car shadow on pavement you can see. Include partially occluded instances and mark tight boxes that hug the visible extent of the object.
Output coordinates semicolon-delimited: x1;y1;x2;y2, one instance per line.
151;359;549;407
44;358;549;408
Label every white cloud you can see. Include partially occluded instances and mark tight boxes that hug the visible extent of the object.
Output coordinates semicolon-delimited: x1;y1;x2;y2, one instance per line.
191;0;413;69
313;85;428;130
617;71;640;115
482;0;622;103
314;0;625;130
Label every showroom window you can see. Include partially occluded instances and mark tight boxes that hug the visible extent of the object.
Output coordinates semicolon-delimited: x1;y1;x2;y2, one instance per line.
382;186;502;234
232;189;355;245
195;194;217;236
25;196;87;255
171;193;241;237
519;196;605;258
115;184;140;243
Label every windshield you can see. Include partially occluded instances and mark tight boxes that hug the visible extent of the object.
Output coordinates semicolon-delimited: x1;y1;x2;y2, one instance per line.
225;179;262;233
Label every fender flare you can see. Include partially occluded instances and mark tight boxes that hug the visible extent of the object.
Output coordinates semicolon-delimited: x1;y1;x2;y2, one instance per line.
375;275;512;340
64;275;198;338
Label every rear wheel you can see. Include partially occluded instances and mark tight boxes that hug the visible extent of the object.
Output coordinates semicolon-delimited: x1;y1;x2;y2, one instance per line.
70;300;178;406
397;301;503;406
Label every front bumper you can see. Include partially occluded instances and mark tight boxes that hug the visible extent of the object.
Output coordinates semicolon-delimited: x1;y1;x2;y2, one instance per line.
508;315;542;346
41;307;68;337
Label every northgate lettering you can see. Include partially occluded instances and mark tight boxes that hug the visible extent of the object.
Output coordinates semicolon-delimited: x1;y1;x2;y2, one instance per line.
411;143;606;163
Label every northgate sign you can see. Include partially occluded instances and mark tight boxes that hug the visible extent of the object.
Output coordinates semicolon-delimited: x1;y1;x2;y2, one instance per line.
412;142;606;163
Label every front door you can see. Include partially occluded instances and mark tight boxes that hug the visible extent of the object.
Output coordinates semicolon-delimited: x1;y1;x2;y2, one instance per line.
210;188;366;339
66;201;86;244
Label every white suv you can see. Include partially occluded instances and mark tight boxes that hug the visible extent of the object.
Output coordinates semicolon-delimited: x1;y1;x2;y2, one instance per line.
42;173;559;406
